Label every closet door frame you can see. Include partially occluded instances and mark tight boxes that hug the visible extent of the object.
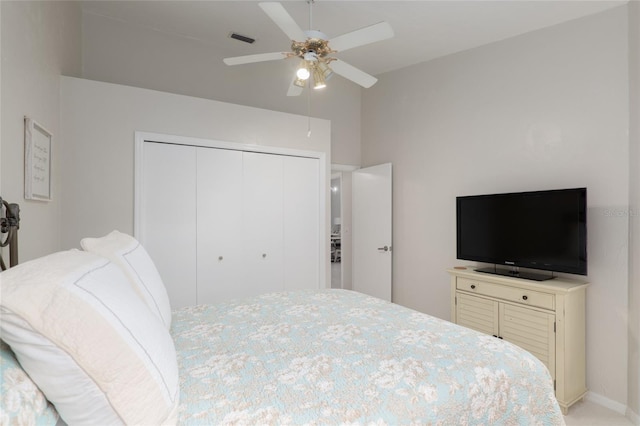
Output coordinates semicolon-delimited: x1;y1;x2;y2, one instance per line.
133;131;329;290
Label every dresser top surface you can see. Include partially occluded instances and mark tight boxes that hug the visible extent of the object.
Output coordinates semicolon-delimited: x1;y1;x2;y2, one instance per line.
448;267;589;293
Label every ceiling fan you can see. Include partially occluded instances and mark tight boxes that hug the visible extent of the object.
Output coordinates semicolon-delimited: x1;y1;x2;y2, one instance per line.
223;1;394;96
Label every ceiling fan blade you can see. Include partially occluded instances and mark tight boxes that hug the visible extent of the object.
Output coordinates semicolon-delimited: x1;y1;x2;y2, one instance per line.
223;52;287;66
259;2;307;42
329;22;394;53
330;60;378;88
287;80;304;97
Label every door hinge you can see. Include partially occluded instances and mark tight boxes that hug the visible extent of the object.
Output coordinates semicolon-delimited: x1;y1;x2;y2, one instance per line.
455;296;457;305
554;380;556;391
554;322;556;333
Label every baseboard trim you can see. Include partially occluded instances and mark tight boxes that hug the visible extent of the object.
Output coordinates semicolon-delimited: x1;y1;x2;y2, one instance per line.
626;407;640;426
585;391;627;415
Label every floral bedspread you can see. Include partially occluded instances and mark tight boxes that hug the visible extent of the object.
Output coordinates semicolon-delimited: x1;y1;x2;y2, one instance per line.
0;340;59;425
171;289;564;425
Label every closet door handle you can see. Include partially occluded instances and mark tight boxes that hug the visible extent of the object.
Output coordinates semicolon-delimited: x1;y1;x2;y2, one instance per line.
262;253;267;258
218;256;223;261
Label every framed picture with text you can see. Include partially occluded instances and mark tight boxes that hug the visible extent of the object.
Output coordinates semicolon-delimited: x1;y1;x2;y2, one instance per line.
24;117;52;201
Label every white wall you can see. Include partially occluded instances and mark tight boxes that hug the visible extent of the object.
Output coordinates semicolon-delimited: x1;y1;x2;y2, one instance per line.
80;11;361;167
628;1;640;421
0;1;81;262
340;171;353;290
59;77;331;285
361;6;630;409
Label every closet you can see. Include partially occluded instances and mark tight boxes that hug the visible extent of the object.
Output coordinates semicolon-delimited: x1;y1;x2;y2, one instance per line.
138;139;322;309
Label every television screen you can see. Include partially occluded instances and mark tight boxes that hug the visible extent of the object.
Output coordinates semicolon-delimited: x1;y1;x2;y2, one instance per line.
456;188;587;279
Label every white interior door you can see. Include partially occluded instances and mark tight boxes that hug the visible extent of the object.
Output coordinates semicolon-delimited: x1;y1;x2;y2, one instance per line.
196;147;243;304
283;156;320;290
242;152;284;297
141;142;197;309
352;163;392;301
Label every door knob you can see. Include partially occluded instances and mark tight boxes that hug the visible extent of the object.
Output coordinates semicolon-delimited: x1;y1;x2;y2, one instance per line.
377;245;390;252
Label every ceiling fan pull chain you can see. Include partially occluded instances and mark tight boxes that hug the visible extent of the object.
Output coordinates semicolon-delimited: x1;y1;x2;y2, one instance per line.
307;83;312;137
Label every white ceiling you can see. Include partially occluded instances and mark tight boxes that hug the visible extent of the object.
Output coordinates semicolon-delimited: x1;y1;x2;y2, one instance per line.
81;0;626;77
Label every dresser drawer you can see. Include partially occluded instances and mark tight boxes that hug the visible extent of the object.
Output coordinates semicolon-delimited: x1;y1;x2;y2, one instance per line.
456;277;555;310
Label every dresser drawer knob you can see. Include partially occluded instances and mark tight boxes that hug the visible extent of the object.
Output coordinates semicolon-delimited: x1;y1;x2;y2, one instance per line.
522;295;528;301
470;284;476;290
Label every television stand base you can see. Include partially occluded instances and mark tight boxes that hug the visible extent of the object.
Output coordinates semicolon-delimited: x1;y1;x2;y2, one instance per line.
475;267;555;281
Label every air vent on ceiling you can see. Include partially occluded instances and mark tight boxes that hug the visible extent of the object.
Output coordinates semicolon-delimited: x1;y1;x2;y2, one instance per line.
229;32;256;44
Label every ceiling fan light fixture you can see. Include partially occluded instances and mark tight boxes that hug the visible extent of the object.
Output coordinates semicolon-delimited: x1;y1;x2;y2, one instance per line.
293;76;307;88
296;60;311;80
312;66;327;90
317;60;334;81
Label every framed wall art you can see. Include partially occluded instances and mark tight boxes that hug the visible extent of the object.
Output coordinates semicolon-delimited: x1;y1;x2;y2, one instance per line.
24;116;52;201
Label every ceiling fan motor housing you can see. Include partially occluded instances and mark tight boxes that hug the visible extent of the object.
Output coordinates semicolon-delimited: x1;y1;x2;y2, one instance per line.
292;30;333;58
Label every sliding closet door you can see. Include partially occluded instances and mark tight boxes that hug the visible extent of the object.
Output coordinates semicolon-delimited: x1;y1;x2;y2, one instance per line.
141;142;197;309
283;156;319;289
242;152;284;296
196;148;243;304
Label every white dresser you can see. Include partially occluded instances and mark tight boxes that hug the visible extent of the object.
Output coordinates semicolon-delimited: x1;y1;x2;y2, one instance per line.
448;267;588;414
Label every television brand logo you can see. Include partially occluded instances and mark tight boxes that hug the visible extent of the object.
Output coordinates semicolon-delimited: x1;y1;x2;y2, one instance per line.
604;209;637;217
505;261;515;265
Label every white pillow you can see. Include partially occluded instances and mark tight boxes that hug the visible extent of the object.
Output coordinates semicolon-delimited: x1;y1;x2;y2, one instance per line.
0;250;179;425
81;230;172;328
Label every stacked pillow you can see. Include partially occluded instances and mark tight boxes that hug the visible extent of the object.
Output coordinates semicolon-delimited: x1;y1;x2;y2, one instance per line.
0;232;178;425
80;230;173;329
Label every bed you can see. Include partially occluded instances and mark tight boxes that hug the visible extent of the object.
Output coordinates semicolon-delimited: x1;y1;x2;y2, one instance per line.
0;231;565;425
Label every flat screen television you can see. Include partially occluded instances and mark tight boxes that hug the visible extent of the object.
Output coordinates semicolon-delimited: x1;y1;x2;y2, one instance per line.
456;188;587;281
